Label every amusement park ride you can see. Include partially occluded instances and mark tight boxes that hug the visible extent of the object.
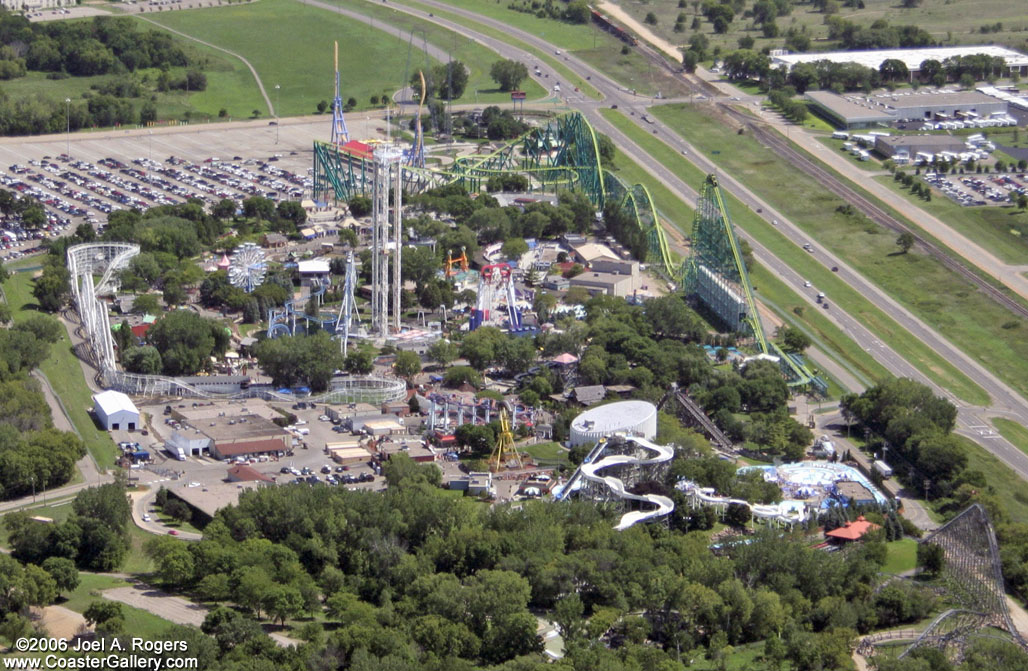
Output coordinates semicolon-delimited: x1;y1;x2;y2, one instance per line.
307;46;824;391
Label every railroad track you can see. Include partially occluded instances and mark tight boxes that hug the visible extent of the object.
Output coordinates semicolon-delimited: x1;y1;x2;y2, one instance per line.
716;103;1028;322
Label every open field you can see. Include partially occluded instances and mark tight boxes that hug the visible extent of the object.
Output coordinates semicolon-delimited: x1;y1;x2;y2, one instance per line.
883;538;918;575
611;0;1028;60
953;433;1028;525
143;0;545;118
63;574;173;639
601;107;988;404
872;174;1028;266
3;263;118;469
651;102;1028;404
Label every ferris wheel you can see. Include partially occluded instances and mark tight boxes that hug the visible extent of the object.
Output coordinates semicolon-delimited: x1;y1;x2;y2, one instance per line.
228;242;267;293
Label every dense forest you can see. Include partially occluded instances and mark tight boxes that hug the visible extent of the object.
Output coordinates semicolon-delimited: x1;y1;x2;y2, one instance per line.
0;304;86;501
0;11;205;134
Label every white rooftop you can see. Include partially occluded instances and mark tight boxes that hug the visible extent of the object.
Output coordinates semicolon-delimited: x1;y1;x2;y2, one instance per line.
297;259;330;274
773;46;1028;71
92;390;139;416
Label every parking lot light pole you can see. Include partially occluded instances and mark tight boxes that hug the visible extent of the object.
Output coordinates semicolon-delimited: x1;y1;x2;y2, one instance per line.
65;98;71;156
275;84;281;144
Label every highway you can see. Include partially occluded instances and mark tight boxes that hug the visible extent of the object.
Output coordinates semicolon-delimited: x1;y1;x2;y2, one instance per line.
346;0;1028;483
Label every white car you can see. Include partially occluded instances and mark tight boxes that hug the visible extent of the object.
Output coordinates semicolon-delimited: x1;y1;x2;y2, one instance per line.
804;281;812;287
319;415;330;422
142;514;151;522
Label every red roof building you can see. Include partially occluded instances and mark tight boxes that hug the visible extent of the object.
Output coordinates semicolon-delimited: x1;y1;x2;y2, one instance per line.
130;323;151;339
341;140;374;160
825;515;880;542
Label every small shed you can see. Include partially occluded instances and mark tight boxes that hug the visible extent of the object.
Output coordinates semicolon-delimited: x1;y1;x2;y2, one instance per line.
92;390;140;431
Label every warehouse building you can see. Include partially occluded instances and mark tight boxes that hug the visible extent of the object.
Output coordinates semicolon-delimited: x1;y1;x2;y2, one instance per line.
871;90;1007;121
805;91;896;130
569;400;658;447
93;390;140;431
874;135;968;160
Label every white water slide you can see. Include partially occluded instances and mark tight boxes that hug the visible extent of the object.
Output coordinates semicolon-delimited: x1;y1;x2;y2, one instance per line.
576;436;675;531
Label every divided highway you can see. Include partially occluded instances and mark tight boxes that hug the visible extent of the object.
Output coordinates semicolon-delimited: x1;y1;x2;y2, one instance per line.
342;0;1028;480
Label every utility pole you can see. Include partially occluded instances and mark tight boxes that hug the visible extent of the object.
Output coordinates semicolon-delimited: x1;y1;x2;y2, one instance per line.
65;98;71;156
274;84;281;143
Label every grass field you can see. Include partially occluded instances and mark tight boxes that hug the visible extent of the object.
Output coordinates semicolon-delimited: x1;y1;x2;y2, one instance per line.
522;441;569;468
650;102;1028;404
883;538;918;574
142;0;544;120
2;264;118;469
957;434;1028;525
613;0;1028;62
872;174;1028;266
993;418;1028;458
600;107;987;403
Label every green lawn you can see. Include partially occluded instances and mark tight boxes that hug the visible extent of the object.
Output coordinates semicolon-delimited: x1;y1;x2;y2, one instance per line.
142;0;544;120
522;441;569;467
993;418;1028;458
956;434;1028;525
872;174;1028;266
650;103;1028;405
2;265;118;469
882;539;918;575
600;107;986;404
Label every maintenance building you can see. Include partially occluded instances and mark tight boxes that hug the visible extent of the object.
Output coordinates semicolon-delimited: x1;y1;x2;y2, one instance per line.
93;390;140;431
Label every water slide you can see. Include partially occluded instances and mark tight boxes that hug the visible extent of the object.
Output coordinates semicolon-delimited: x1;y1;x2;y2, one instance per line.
676;480;809;525
573;436;675;531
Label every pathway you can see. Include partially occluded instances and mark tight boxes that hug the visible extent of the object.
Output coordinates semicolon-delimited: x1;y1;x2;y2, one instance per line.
104;583;300;647
596;2;681;63
133;14;274;116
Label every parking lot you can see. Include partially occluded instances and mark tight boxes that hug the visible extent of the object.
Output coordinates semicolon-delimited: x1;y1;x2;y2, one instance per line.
0;114;387;260
135;398;396;492
924;171;1028;207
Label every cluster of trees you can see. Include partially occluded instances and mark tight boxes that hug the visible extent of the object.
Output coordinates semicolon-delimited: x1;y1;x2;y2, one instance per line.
0;12;207;134
507;0;591;25
489;59;528;92
0;553;79;641
412;61;469;101
767;88;809;123
108;455;993;671
6;482;132;571
143;310;230;376
253;331;344;392
825;17;934;51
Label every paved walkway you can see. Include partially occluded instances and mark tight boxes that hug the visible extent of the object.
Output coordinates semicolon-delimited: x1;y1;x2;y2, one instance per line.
104;582;300;647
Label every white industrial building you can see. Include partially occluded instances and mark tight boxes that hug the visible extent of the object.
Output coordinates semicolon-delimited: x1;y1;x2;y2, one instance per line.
569;400;658;447
772;46;1028;79
92;390;140;431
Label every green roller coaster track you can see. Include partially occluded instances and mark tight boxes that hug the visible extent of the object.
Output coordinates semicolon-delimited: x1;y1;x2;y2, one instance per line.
312;111;676;278
684;175;825;393
312;114;822;392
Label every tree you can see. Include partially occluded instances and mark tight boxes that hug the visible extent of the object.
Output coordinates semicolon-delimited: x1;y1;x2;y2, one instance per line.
426;339;458;367
132;293;161;315
779;326;812;353
501;237;529;261
255;331;346;391
553;593;585;642
644;295;703;341
41;556;79;594
896;231;914;254
123;345;163;374
644;11;658;24
84;600;124;635
146;310;228;376
401;246;441;285
455;423;496;457
344;347;374;375
348;195;372;218
460;326;505;370
489;59;528;92
394;350;422;382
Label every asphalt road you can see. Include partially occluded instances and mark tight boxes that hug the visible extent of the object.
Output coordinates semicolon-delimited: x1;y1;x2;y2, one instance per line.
356;0;1028;483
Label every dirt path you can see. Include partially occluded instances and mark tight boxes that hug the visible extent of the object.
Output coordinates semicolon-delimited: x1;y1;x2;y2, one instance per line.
1007;595;1028;640
104;583;301;647
596;2;682;63
35;605;89;640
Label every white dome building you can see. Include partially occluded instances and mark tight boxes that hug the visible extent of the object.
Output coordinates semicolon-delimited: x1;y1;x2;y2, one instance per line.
569;400;658;447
